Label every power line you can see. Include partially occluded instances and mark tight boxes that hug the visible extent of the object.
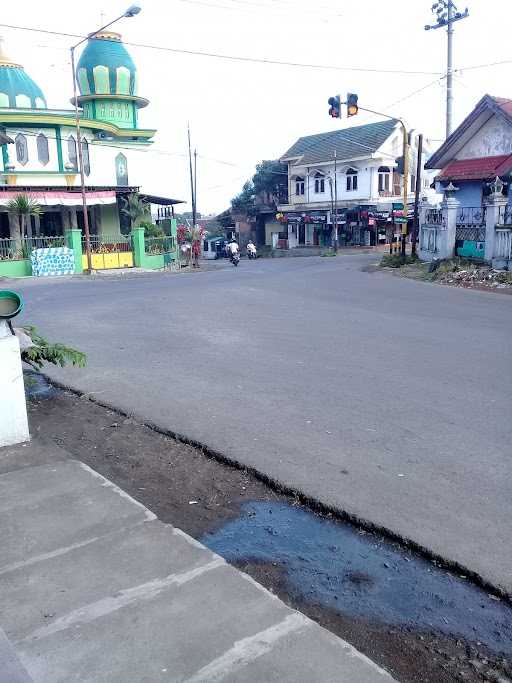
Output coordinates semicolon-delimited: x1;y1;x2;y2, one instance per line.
0;23;441;76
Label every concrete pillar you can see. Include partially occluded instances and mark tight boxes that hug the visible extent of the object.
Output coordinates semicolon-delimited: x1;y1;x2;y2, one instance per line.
484;194;507;263
440;194;459;260
69;206;78;230
60;207;69;233
65;228;83;274
34;213;41;237
0;326;30;447
131;226;145;267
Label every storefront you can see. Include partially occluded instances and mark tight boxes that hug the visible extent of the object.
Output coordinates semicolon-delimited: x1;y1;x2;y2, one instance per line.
277;211;330;248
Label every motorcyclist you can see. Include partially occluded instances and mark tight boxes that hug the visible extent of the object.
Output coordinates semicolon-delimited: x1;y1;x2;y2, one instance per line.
226;239;239;259
247;241;257;259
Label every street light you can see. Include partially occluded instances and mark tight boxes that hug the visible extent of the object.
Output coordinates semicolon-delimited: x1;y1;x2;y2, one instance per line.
70;5;142;273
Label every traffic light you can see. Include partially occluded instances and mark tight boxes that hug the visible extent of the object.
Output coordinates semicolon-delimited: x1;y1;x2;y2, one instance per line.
328;95;341;118
347;93;359;117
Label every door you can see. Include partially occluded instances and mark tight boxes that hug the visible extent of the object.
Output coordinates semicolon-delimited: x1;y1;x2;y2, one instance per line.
298;224;305;245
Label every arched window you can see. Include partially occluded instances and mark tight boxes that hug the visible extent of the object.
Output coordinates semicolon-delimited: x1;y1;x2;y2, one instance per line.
295;176;305;196
68;135;77;170
346;168;358;192
15;133;28;166
314;172;325;194
378;166;391;193
37;133;49;165
81;138;90;176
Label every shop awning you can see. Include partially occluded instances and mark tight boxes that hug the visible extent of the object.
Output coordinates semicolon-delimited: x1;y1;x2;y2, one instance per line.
0;190;117;207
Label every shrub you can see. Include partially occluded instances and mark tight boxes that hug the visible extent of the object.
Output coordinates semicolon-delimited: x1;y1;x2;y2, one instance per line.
20;326;86;370
380;253;419;268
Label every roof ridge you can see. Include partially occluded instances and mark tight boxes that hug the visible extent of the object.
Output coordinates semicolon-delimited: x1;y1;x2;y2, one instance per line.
295;118;397;144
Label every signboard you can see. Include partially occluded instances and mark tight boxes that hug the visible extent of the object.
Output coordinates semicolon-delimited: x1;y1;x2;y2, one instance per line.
394;217;408;224
392;202;404;210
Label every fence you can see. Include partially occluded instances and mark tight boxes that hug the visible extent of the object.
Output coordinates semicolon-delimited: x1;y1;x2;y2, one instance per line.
497;204;512;226
424;208;443;225
494;229;512;260
81;233;133;269
0;236;65;261
420;226;438;253
144;235;176;255
456;206;486;227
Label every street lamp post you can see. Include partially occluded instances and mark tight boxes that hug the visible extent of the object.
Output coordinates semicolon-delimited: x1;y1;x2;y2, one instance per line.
70;5;141;273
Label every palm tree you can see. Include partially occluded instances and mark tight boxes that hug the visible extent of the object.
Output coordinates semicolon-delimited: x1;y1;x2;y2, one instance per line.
6;194;42;250
121;193;150;231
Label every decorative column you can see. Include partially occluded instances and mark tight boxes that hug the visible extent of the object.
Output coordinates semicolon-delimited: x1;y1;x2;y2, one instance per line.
439;182;460;260
484;176;508;263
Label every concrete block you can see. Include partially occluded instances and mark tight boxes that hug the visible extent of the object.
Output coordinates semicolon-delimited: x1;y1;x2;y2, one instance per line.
0;461;154;569
16;564;293;683
1;520;217;642
0;335;29;448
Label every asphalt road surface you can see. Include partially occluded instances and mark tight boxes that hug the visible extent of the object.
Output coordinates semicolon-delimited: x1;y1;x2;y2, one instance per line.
12;255;512;593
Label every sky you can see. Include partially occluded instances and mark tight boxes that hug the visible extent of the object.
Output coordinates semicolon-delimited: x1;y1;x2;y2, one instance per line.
1;0;511;214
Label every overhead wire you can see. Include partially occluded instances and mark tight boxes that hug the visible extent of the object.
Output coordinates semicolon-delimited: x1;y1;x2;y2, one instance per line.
0;23;441;76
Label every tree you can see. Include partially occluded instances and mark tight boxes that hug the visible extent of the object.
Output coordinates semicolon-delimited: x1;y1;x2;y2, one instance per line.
121;193;150;230
6;194;42;248
231;160;288;216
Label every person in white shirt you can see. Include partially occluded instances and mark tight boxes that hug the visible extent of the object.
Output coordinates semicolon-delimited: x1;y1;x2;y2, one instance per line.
226;239;239;256
247;241;257;258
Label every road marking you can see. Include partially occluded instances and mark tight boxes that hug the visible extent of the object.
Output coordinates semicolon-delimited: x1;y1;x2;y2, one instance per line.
184;612;310;683
19;557;224;643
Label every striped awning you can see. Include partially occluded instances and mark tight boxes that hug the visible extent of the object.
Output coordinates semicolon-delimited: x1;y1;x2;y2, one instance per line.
0;190;117;207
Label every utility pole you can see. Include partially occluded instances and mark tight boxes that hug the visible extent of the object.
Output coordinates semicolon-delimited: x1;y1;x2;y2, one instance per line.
193;148;198;226
425;1;469;138
412;134;424;257
187;125;196;228
333;150;338;251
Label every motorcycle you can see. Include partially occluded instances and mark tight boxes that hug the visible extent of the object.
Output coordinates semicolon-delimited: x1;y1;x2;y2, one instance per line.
247;249;257;260
230;251;240;267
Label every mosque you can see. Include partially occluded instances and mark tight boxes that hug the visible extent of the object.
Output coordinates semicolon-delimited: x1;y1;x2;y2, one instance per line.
0;30;180;246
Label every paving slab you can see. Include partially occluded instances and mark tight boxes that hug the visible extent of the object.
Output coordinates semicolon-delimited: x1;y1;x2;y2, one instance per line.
0;445;396;682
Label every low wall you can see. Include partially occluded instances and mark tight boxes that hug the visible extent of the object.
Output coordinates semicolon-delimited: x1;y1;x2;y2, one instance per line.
141;254;165;269
0;259;32;277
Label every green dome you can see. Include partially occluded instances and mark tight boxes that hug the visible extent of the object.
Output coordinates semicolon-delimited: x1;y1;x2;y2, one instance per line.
0;39;46;109
76;31;137;97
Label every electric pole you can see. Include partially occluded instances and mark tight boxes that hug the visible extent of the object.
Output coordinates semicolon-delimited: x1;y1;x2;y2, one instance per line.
425;1;469;139
187;124;196;228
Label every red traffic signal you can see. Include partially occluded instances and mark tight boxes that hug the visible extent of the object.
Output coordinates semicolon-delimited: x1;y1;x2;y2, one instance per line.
328;95;341;118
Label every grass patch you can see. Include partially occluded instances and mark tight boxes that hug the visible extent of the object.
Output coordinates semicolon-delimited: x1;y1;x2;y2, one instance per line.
380;253;419;268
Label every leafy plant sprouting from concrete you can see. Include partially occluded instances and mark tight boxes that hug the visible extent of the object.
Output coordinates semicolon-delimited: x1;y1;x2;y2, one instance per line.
20;326;86;370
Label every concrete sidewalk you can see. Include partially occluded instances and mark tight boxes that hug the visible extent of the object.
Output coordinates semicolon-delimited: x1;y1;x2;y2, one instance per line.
0;440;395;683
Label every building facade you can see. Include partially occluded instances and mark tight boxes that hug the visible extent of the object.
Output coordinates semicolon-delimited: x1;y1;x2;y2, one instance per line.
421;95;512;265
0;33;179;254
275;119;435;250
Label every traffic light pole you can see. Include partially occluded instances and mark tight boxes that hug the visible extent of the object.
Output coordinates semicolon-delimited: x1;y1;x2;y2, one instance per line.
349;105;409;257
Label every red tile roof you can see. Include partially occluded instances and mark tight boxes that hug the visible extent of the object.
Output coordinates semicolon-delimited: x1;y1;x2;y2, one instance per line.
493;96;512;118
438;155;512;181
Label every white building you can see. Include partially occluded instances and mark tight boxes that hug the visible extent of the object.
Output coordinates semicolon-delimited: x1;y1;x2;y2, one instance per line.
276;119;436;249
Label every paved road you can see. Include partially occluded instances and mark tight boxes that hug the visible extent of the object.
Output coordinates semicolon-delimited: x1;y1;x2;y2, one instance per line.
12;256;512;593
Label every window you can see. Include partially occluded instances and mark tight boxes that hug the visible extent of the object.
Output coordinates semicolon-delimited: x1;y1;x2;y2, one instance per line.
81;137;90;176
295;176;305;196
314;172;325;194
15;134;28;165
378;166;390;192
346;168;358;192
68;135;77;170
37;133;49;165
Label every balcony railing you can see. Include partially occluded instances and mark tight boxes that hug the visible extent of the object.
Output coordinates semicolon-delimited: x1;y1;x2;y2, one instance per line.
497;204;512;226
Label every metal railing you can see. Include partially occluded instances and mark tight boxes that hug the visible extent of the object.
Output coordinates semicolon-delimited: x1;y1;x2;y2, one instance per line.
497;204;512;226
83;234;132;253
495;229;512;259
0;236;65;261
424;208;443;225
144;235;176;255
456;206;486;227
455;226;486;242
